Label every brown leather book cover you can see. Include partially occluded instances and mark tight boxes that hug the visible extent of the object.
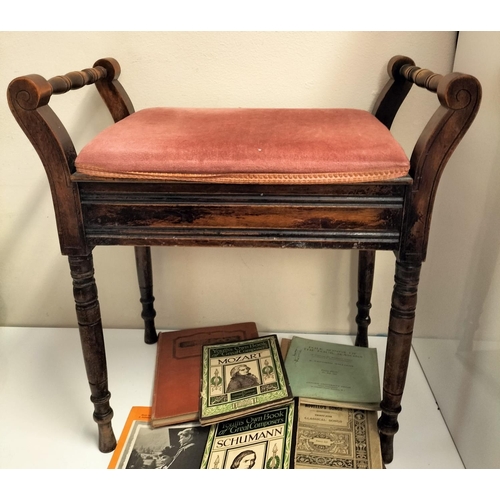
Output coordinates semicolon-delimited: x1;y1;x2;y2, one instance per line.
280;337;292;360
151;322;259;428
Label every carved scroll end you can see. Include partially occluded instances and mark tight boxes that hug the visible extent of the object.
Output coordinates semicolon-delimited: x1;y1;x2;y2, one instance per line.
437;72;482;111
7;74;52;111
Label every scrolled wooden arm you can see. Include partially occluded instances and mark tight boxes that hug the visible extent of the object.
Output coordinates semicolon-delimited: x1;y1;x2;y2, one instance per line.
7;57;132;118
371;55;482;261
6;57;131;255
404;71;481;261
8;61;116;108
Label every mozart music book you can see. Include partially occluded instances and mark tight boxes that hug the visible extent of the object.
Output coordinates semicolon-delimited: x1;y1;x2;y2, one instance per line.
108;407;210;469
284;336;381;410
151;322;259;427
294;398;383;469
200;402;295;469
199;335;293;425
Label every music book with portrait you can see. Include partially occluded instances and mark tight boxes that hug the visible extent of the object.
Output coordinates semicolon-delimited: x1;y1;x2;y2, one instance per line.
151;322;259;427
200;402;295;469
199;335;293;425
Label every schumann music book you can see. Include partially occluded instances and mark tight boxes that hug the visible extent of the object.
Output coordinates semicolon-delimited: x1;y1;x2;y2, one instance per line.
199;335;293;425
151;323;259;427
200;402;295;469
294;398;383;469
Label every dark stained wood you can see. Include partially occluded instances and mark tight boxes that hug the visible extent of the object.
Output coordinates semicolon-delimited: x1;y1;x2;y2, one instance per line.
134;246;158;344
48;66;108;95
403;72;482;261
93;58;135;122
355;250;376;348
372;55;415;129
378;259;421;464
68;254;115;453
7;56;482;463
78;179;408;250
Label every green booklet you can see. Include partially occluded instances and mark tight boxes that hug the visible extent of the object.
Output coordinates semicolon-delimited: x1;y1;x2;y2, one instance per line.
284;336;381;410
200;402;295;469
199;335;293;425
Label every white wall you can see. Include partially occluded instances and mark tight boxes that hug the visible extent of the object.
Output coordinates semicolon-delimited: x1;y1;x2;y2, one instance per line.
412;31;500;468
0;32;457;334
416;32;500;342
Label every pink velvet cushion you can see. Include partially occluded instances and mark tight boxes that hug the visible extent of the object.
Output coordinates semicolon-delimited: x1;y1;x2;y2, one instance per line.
75;107;409;184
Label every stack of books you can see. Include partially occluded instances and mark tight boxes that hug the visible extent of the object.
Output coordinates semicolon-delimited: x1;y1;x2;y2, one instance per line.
108;323;383;469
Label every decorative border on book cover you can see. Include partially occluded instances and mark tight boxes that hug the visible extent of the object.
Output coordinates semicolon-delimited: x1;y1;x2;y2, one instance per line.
294;399;382;469
201;402;295;469
200;335;291;420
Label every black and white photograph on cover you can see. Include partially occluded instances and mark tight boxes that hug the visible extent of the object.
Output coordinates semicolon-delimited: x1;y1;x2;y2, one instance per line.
115;420;210;469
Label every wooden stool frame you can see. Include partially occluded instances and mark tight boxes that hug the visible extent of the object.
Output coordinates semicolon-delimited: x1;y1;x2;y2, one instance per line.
7;55;481;464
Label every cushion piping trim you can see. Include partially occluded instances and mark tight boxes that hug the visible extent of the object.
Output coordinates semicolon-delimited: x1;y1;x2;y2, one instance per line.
74;167;410;184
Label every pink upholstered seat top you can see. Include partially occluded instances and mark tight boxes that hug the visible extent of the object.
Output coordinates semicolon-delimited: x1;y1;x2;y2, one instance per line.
75;107;409;184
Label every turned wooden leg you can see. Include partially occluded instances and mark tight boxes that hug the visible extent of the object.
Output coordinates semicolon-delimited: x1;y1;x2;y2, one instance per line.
378;259;421;464
68;254;116;453
355;250;376;347
134;246;158;344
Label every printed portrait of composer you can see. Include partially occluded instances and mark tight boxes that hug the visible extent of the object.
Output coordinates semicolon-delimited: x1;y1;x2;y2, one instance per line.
226;364;260;392
230;450;257;469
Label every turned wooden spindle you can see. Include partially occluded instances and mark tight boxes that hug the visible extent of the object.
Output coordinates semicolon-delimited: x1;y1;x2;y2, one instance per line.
68;254;116;453
399;64;442;92
48;66;108;95
134;247;158;345
355;250;376;348
378;260;421;464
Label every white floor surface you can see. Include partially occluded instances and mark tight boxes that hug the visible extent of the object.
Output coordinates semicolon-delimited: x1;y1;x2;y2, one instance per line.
0;326;464;470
